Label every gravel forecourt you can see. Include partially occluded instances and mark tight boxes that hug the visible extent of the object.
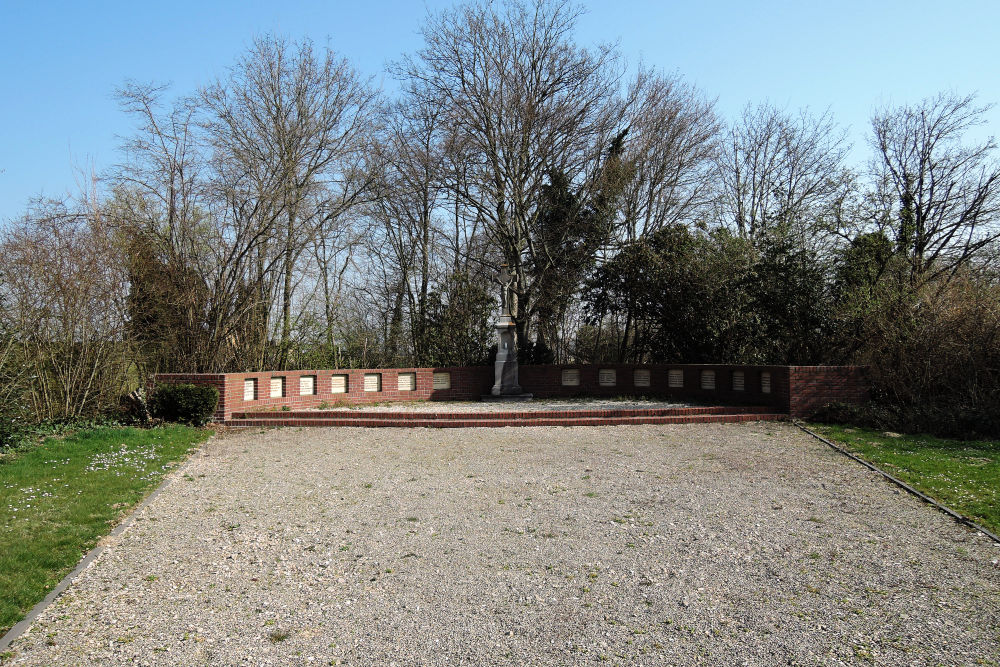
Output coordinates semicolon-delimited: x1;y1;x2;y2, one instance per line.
7;422;1000;665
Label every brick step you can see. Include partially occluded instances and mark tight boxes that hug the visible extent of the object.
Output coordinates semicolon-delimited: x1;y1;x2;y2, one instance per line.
223;412;788;428
230;405;778;421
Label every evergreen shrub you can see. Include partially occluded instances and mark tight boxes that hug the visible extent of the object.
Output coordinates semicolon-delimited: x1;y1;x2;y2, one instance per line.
149;383;219;426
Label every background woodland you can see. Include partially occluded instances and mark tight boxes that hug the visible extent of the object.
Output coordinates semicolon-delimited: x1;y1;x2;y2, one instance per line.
2;0;999;438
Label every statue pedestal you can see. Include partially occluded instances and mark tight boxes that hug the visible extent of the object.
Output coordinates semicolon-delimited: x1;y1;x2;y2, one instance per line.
485;316;532;401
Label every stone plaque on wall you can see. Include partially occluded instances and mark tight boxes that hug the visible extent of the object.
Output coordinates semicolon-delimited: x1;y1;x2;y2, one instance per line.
331;375;347;393
364;373;382;392
270;377;285;398
732;370;745;391
761;371;772;394
668;369;684;388
633;369;650;387
561;369;580;386
432;371;451;389
700;370;716;390
243;378;256;401
299;375;316;396
397;372;416;391
598;369;616;387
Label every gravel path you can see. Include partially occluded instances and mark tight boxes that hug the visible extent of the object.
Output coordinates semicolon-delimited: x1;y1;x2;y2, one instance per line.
7;422;1000;665
309;398;694;413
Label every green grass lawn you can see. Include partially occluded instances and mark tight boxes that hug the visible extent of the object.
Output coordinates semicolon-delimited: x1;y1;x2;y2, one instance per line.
808;423;1000;536
0;425;210;636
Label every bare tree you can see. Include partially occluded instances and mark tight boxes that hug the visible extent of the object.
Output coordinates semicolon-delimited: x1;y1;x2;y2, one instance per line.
202;35;381;368
397;0;626;345
112;83;272;374
715;103;849;246
618;69;720;242
365;91;458;363
109;83;221;374
0;197;130;419
113;82;204;261
869;92;1000;285
0;289;30;427
309;204;368;367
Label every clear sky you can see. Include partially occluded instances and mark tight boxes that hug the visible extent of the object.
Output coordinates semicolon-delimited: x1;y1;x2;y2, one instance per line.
2;0;998;223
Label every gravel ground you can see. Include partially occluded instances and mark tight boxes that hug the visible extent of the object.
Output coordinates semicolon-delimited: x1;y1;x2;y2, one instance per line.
310;398;694;413
7;422;1000;666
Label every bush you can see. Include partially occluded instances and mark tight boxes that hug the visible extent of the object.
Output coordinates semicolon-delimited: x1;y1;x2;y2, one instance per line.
0;412;26;451
149;383;219;426
810;400;1000;441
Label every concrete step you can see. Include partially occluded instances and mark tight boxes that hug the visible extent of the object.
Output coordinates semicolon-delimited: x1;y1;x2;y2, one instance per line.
223;412;788;428
229;405;778;421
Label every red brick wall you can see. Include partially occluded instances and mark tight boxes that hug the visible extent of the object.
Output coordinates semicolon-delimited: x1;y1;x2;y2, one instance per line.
156;367;493;421
519;364;791;407
787;366;869;417
154;364;867;421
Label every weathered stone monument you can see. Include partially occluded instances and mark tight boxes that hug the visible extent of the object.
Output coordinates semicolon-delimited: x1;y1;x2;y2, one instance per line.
486;265;532;401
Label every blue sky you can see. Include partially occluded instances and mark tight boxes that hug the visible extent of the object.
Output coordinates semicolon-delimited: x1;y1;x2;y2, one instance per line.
2;0;998;222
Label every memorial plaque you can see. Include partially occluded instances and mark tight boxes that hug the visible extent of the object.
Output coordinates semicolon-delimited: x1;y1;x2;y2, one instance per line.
700;370;716;390
598;369;616;387
397;372;416;391
761;371;772;394
331;374;348;393
432;371;451;390
561;369;580;386
364;373;382;392
633;369;650;387
732;370;745;391
668;369;684;388
299;375;316;396
270;377;285;398
243;378;257;401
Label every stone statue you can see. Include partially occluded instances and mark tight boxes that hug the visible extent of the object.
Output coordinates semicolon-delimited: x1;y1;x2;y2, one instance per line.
498;264;514;317
487;263;531;400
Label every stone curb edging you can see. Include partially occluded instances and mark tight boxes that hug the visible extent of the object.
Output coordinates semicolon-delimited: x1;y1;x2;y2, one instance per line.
0;434;215;654
793;420;1000;545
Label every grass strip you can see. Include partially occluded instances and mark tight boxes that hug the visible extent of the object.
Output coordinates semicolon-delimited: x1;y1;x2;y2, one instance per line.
808;423;1000;536
0;425;210;635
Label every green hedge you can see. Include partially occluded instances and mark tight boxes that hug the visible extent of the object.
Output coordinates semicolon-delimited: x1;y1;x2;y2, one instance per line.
149;383;219;426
